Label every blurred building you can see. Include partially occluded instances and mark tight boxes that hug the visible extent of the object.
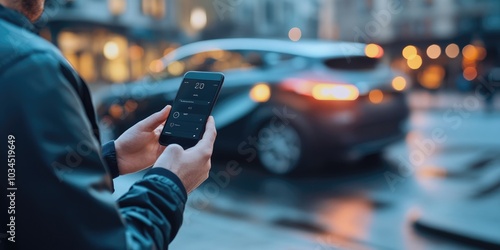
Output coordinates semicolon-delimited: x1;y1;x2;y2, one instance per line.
314;0;500;90
39;0;500;88
41;0;226;85
210;0;499;45
41;0;182;85
229;0;320;39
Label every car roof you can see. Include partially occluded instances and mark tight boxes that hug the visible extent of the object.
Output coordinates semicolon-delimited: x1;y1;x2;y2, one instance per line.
162;38;368;63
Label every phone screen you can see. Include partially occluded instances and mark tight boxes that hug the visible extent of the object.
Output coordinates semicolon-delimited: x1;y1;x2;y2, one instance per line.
159;72;224;148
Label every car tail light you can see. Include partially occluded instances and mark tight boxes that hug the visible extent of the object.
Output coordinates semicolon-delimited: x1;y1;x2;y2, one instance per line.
281;78;359;101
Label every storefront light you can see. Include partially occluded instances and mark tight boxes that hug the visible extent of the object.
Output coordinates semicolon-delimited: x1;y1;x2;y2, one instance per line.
190;8;207;31
109;0;126;16
104;41;120;60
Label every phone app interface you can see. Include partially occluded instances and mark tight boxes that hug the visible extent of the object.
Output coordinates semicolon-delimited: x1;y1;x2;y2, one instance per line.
163;78;220;139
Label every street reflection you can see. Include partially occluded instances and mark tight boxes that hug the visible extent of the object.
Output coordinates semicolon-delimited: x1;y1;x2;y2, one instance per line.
168;106;500;249
316;197;372;240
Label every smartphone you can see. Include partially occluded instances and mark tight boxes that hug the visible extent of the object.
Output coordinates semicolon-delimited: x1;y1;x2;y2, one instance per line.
159;71;224;149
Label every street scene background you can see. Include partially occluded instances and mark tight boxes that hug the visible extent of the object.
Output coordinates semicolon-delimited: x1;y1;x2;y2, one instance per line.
40;0;500;249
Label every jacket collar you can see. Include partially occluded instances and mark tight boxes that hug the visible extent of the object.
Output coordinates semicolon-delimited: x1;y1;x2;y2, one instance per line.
0;4;37;33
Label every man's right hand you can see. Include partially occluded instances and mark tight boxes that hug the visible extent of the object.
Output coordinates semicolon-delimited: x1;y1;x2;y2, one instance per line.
153;116;217;194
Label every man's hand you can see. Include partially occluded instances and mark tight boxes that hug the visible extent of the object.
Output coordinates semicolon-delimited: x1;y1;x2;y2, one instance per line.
153;116;217;194
114;105;171;175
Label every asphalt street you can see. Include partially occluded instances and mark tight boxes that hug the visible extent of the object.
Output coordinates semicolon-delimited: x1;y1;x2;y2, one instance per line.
113;92;500;250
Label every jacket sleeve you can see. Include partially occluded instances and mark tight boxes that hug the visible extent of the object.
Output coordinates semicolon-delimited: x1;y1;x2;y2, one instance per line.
102;141;121;178
2;52;186;250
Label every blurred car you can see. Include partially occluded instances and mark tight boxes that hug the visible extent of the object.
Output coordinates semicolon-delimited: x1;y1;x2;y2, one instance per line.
96;38;410;175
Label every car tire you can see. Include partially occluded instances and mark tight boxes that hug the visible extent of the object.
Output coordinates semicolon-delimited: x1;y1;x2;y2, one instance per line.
255;120;314;175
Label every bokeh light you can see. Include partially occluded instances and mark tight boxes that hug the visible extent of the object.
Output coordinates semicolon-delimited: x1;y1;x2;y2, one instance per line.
103;41;120;60
167;61;185;76
476;46;487;61
407;55;423;70
190;8;207;31
288;27;302;42
369;89;384;104
402;45;418;59
249;83;271;102
462;45;479;60
392;76;407;91
129;45;144;61
419;65;445;89
426;44;441;59
445;43;460;58
365;43;384;58
149;59;164;73
463;67;477;81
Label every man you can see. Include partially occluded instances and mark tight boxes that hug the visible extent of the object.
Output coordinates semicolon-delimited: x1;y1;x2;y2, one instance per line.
0;0;216;249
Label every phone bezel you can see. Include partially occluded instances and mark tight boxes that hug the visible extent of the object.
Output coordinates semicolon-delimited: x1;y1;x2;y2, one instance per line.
159;71;224;149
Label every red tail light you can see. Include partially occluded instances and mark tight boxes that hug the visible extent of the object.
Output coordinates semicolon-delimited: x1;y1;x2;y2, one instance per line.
281;78;359;101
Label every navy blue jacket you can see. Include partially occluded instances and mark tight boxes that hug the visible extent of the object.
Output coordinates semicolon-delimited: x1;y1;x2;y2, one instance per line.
0;5;186;250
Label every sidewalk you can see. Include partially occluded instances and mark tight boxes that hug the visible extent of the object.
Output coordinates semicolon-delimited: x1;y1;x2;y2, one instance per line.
170;206;330;250
112;172;337;250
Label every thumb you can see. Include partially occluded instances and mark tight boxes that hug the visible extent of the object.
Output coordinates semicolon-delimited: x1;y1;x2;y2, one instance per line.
139;105;171;131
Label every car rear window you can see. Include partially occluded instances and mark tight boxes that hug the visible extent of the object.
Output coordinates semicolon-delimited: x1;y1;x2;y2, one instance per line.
324;56;379;70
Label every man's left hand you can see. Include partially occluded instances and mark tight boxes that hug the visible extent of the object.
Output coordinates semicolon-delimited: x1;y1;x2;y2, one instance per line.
114;105;171;175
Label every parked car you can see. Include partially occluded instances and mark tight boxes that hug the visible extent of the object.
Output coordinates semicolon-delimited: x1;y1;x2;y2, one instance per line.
96;38;410;175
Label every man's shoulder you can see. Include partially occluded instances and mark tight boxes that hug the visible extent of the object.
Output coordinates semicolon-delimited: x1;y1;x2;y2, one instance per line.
0;19;66;73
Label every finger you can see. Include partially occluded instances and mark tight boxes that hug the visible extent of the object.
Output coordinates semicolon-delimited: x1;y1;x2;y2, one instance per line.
139;105;171;131
154;124;164;137
164;143;184;156
193;116;217;151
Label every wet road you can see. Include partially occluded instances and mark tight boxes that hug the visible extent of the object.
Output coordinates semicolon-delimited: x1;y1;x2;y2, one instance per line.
113;93;500;250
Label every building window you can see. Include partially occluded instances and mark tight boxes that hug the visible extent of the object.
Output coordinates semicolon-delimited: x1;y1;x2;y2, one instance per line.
265;1;275;24
142;0;166;19
58;30;131;83
109;0;126;16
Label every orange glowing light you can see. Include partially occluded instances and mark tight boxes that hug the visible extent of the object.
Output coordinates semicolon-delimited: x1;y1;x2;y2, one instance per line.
463;67;477;81
418;166;448;178
149;60;164;73
392;76;407;91
124;100;138;113
318;198;372;239
402;45;417;59
167;61;185;76
249;83;271;102
419;65;445;89
129;45;144;61
407;55;422;70
365;43;384;58
477;47;487;61
109;104;123;118
369;89;384;104
312;84;359;101
462;45;478;60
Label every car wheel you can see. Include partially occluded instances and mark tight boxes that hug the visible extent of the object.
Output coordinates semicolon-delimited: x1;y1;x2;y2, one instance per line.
255;121;303;175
